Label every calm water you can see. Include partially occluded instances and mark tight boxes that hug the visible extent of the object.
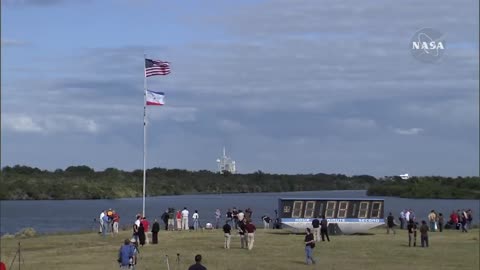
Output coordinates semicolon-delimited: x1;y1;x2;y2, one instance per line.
0;190;478;235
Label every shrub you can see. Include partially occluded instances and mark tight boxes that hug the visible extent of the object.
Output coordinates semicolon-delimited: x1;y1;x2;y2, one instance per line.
15;227;37;238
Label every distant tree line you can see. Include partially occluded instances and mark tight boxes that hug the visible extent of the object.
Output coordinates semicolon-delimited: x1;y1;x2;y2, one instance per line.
367;176;480;199
0;165;478;200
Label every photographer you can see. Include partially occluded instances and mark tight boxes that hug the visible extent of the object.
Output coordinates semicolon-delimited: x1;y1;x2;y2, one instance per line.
118;239;134;269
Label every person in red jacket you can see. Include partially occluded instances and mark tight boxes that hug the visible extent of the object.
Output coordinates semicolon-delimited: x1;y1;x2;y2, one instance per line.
0;261;6;270
450;211;459;229
176;210;182;230
141;217;150;244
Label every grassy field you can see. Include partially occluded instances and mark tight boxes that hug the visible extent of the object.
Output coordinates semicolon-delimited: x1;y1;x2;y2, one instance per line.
1;227;478;270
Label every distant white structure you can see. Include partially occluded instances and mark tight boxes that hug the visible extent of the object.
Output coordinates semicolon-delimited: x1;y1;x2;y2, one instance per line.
399;173;410;180
216;147;236;174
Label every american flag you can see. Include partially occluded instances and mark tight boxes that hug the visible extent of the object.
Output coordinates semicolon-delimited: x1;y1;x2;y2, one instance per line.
145;58;171;77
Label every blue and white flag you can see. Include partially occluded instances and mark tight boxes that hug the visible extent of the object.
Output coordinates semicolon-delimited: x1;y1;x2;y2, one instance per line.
146;90;165;106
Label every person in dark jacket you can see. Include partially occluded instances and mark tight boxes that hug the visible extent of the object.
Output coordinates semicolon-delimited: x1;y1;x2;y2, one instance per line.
311;217;320;242
419;220;429;247
223;221;231;249
407;219;417;247
151;219;160;244
387;212;395;234
320;215;330;242
304;228;316;265
437;213;444;232
238;220;248;249
161;210;169;231
188;254;207;270
138;222;146;246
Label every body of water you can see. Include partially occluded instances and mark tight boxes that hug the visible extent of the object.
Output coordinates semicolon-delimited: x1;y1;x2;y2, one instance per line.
1;190;478;235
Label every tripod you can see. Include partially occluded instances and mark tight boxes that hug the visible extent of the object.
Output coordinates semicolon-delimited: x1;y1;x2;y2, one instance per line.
165;253;181;270
92;218;99;232
9;242;24;270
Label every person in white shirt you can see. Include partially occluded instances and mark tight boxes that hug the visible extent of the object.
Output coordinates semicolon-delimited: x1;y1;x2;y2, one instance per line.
238;211;245;222
181;207;189;230
405;210;411;223
135;215;141;227
192;210;200;230
99;210;105;234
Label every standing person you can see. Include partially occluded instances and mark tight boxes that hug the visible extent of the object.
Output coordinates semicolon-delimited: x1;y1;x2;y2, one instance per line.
112;211;120;235
215;209;221;229
245;208;253;220
456;209;463;229
226;209;233;224
405;209;411;223
138;222;146;247
168;208;175;231
466;209;473;229
232;208;239;229
101;211;110;238
223;221;231;249
188;254;207;270
399;210;406;230
141;217;150;244
304;228;316;265
99;210;105;234
387;212;395;234
182;207;190;231
450;210;459;230
176;210;182;230
245;220;256;250
461;211;468;232
107;208;114;230
118;239;134;269
311;216;320;241
410;210;416;222
262;215;271;230
132;216;140;243
161;210;169;231
428;210;437;232
407;219;417;247
419;220;429;247
193;210;200;230
151;219;160;244
238;210;245;224
138;223;145;247
238;220;248;249
320;215;330;242
438;213;444;232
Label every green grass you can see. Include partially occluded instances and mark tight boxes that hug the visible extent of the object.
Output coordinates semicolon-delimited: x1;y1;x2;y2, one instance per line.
1;227;479;270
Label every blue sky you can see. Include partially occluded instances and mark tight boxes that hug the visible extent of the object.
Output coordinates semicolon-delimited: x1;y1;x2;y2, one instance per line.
1;0;479;177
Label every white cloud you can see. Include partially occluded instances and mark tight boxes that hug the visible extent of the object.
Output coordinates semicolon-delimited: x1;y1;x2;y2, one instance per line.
2;113;99;134
218;119;245;133
3;114;44;133
1;38;28;46
393;127;424;135
341;118;377;129
148;107;198;123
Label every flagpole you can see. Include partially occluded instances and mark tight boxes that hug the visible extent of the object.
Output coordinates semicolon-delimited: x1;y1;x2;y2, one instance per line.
142;54;147;218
